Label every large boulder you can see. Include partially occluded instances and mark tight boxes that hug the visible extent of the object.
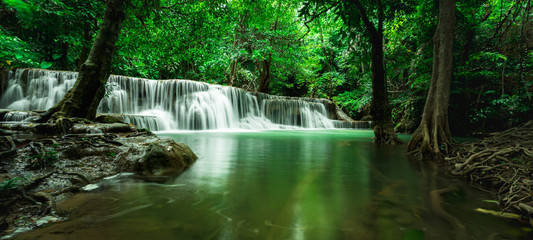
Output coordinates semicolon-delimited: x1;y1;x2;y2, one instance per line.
118;138;197;176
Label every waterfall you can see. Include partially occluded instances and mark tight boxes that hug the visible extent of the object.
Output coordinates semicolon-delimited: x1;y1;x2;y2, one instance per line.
1;69;362;131
0;70;77;111
262;99;334;128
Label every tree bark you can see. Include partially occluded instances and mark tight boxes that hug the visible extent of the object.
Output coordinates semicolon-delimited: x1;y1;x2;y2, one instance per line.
407;0;455;160
40;0;127;122
369;35;402;144
228;59;237;86
257;55;272;93
350;0;403;144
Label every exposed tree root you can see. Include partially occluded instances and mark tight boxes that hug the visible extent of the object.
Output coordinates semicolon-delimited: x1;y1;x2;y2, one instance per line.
373;125;404;145
446;121;533;221
407;117;453;161
0;136;17;158
34;192;54;217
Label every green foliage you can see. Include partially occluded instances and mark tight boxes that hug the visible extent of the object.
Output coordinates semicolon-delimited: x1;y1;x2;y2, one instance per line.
333;84;372;119
30;147;59;168
2;0;531;134
0;0;104;70
0;176;25;192
0;28;41;68
0;176;28;197
470;94;532;128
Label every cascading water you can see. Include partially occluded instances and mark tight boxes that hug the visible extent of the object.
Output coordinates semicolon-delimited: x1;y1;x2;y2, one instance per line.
0;70;77;111
0;69;364;131
262;99;334;128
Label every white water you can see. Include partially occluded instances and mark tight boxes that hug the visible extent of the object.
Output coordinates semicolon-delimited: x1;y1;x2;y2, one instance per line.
0;70;77;111
1;69;357;131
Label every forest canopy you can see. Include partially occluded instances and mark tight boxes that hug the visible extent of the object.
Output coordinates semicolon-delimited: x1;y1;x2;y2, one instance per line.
1;0;531;135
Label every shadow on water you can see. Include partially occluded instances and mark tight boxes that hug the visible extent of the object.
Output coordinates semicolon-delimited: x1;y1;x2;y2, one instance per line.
11;130;533;240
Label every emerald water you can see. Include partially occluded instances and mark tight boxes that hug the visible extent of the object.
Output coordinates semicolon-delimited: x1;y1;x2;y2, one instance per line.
19;130;532;239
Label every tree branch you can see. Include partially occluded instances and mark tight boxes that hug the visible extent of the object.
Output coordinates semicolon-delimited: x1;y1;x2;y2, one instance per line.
298;1;341;41
483;0;524;48
349;0;379;39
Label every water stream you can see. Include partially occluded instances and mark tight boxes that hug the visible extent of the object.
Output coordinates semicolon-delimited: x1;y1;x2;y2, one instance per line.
15;130;532;239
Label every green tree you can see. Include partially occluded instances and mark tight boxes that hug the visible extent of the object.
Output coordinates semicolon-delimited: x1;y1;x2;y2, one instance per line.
0;0;104;70
39;0;127;121
302;0;408;144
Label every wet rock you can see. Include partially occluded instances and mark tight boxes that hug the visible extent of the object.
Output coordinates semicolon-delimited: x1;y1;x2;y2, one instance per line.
0;109;10;120
118;138;197;176
71;123;136;134
95;115;124;124
0;122;199;236
360;115;372;121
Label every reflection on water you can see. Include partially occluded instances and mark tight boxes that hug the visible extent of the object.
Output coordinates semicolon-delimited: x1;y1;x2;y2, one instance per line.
15;130;533;239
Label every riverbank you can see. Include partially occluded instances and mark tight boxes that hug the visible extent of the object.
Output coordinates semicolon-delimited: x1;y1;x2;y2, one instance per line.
0;118;197;237
446;120;533;225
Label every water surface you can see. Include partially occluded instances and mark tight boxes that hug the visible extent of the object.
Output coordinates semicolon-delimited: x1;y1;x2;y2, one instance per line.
16;130;532;239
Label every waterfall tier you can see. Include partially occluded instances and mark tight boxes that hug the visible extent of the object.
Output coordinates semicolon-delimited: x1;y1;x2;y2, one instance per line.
0;69;364;131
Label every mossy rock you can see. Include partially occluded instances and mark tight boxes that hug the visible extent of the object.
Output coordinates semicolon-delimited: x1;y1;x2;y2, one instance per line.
95;115;124;124
118;138;198;176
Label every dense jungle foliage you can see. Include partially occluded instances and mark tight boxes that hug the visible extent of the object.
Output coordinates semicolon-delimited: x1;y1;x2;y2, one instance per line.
0;0;531;135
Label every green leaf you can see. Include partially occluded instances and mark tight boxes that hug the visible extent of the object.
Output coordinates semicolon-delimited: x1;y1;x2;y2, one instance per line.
52;53;62;60
40;61;52;69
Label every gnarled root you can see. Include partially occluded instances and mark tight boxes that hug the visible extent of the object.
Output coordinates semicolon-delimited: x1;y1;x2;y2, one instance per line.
0;136;17;158
55;117;73;134
446;121;533;218
373;125;404;145
407;120;452;161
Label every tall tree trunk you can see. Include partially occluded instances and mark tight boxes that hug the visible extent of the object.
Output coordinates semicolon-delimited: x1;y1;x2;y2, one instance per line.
39;0;127;122
257;55;272;93
407;0;455;160
369;35;402;144
350;0;403;144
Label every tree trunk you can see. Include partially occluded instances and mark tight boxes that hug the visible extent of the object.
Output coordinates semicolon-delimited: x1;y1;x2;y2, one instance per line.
228;59;237;86
40;0;127;122
350;0;403;144
369;36;402;144
257;55;272;93
407;0;455;160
